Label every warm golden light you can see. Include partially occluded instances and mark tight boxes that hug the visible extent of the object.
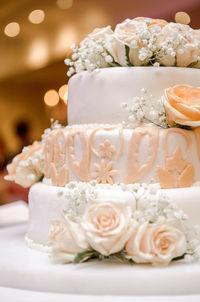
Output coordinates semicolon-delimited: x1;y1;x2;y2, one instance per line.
27;38;49;69
54;26;77;56
57;0;73;10
81;10;109;28
59;84;68;104
4;22;20;37
44;90;59;107
28;9;45;24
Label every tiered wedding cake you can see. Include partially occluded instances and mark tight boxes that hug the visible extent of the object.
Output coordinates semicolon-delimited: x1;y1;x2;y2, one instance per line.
6;16;200;266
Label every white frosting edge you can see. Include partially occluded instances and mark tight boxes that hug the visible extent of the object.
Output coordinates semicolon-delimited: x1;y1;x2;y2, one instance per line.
24;234;52;253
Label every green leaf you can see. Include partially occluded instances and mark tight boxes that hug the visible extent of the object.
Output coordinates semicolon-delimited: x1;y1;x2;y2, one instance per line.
108;62;121;67
172;253;186;262
74;250;98;264
106;49;121;67
125;45;133;66
174;55;177;67
187;61;199;68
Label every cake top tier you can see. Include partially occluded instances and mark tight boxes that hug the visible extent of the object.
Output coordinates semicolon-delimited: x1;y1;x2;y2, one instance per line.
65;17;200;75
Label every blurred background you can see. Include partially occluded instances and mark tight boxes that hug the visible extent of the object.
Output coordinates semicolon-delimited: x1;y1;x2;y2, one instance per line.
1;0;200;205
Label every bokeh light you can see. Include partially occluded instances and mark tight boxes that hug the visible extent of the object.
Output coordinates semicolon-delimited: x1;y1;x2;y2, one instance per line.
57;0;73;10
28;9;45;24
27;38;49;69
54;26;77;56
59;84;68;104
44;90;59;107
175;11;191;24
4;22;20;37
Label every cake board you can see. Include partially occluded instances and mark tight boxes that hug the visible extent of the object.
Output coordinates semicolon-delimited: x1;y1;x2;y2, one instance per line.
1;223;200;296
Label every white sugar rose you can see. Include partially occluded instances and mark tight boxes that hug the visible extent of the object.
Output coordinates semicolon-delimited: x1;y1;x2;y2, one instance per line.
114;18;147;46
156;23;200;67
81;197;136;256
113;19;149;66
48;219;89;263
126;221;187;265
5;141;44;188
112;18;164;66
80;26;113;47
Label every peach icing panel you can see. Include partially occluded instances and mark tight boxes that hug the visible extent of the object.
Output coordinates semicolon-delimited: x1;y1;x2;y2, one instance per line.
43;126;200;188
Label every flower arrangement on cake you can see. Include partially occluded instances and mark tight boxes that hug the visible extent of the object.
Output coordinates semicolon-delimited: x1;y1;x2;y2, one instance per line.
65;15;200;76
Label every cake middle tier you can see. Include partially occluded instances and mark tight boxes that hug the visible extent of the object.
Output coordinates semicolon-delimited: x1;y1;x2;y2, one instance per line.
44;125;200;188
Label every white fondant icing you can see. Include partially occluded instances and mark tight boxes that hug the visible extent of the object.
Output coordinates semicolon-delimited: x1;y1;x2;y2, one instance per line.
68;67;200;125
28;182;200;246
24;234;51;253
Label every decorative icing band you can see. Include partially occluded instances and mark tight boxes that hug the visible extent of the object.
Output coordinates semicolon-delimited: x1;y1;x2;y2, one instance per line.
43;126;199;189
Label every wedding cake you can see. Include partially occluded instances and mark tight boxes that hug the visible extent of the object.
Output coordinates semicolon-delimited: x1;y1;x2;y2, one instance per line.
6;16;200;266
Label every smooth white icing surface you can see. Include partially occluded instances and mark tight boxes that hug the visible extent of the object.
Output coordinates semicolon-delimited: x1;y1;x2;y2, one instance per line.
68;67;200;125
28;182;200;245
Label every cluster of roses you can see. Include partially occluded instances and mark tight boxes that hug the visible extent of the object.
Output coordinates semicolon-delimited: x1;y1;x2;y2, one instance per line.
65;17;200;76
48;186;192;265
5;141;44;188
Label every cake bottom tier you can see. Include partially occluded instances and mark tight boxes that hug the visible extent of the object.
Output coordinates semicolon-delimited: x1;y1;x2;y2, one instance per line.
27;182;200;247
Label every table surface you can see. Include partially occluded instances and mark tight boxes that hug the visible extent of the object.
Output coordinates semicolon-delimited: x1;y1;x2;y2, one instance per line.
1;202;200;301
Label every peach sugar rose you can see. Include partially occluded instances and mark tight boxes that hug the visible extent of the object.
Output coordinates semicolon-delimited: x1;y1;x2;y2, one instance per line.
163;85;200;127
134;17;168;28
126;221;187;265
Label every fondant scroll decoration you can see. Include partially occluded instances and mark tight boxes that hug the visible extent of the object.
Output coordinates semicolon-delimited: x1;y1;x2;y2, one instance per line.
124;127;159;184
157;128;194;189
163;128;192;158
67;129;91;182
90;126;124;159
49;162;69;187
44;130;69;186
194;127;200;161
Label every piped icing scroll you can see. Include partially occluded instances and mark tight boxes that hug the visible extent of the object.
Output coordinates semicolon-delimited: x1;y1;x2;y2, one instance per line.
157;128;195;189
44;130;69;186
67;129;91;182
124;127;159;184
90;126;124;159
